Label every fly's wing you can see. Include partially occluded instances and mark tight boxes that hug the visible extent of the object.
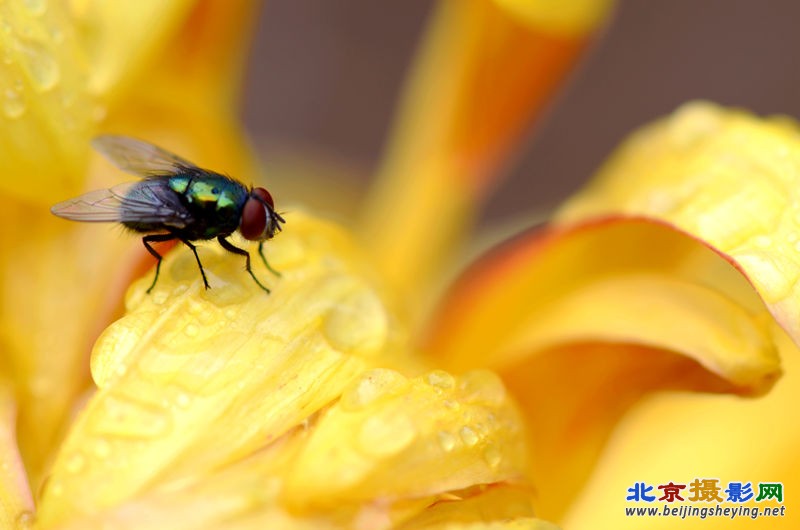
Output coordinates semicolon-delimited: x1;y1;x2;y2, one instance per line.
92;135;198;178
50;180;193;228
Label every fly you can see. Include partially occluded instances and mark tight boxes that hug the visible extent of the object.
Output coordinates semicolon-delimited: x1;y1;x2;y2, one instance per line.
51;135;285;294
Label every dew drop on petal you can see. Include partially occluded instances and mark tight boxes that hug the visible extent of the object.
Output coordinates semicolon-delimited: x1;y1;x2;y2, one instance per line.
21;0;46;16
483;446;502;469
425;370;455;392
49;481;63;497
3;88;26;118
437;431;457;453
358;413;416;457
65;452;85;473
15;511;35;530
184;323;199;338
442;399;460;411
459;426;479;447
93;438;111;459
175;392;191;409
322;288;387;357
17;40;59;92
339;369;406;411
753;235;772;249
458;370;507;405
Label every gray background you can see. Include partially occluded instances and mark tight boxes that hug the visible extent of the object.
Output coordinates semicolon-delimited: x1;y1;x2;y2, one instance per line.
243;0;800;225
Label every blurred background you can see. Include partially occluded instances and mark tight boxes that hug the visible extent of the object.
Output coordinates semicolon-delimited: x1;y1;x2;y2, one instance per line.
243;0;800;226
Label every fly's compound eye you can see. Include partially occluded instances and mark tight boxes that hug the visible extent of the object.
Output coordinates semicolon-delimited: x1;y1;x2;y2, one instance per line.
252;187;274;208
240;196;267;240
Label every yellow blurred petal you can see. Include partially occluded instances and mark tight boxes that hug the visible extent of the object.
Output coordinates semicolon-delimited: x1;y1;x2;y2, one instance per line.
67;0;194;97
558;101;800;346
0;204;140;489
424;218;780;520
360;0;600;314
1;0;263;493
0;0;94;203
285;368;528;509
565;331;800;530
493;0;614;36
36;212;414;525
0;380;33;528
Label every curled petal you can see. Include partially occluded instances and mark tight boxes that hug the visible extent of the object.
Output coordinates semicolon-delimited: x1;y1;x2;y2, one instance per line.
558;101;800;346
425;218;781;520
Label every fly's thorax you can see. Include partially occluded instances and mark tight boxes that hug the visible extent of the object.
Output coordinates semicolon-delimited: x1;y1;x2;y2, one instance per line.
166;172;249;239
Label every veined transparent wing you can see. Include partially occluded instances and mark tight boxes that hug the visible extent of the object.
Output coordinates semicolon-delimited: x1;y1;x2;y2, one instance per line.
50;180;193;228
92;135;198;178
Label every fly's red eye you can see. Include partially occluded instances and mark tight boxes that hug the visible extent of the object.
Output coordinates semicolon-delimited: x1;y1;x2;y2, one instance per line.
240;197;267;240
252;187;274;208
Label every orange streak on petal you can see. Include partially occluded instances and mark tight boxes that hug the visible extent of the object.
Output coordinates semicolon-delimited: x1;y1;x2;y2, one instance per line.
0;381;34;528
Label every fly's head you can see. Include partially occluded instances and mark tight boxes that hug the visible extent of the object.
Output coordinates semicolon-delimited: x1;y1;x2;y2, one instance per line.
240;187;285;241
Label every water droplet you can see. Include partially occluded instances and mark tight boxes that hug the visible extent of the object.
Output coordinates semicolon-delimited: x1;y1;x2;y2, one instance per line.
3;88;26;118
425;370;455;392
175;392;191;408
65;452;85;473
442;399;460;411
93;439;111;459
16;40;59;92
483;446;502;469
437;431;457;452
22;0;46;16
358;413;416;457
15;511;35;530
340;369;406;411
49;481;64;497
184;324;198;337
93;394;171;438
323;287;387;357
458;370;506;405
49;26;63;43
459;426;479;447
754;235;772;249
92;103;107;122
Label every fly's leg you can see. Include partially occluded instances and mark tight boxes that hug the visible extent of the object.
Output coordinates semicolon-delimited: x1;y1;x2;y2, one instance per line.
258;241;281;277
218;237;270;293
142;234;176;294
180;238;211;290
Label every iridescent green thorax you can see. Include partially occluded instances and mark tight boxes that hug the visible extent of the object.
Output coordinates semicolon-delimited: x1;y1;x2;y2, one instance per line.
163;172;249;239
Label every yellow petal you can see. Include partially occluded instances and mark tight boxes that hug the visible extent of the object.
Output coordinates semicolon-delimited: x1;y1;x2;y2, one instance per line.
36;212;411;525
0;379;33;528
0;0;94;203
37;212;539;529
558;101;800;345
0;204;139;488
565;331;800;530
360;0;603;314
285;368;528;510
424;218;780;520
1;0;263;489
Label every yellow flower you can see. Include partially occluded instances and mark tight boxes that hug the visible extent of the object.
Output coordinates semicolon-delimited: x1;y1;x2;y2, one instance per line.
2;2;795;530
